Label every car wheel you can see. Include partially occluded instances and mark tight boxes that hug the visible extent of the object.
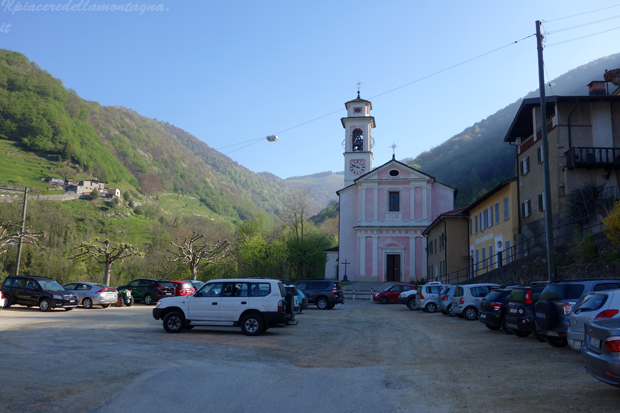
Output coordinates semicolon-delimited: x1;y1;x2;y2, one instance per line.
379;296;388;304
501;317;513;335
240;314;264;336
163;312;184;333
447;304;455;317
514;329;531;338
485;324;501;330
327;304;335;309
4;295;12;308
143;294;154;305
316;297;328;309
463;307;478;321
101;304;110;309
127;297;134;307
82;298;93;309
533;328;546;342
426;303;437;313
407;299;417;311
39;299;51;312
546;336;568;347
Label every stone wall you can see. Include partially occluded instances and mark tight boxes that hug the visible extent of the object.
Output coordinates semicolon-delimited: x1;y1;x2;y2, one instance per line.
461;230;620;286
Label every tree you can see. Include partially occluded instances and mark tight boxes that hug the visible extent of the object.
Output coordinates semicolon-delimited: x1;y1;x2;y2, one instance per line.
56;165;75;183
602;201;620;245
0;221;45;255
283;185;310;241
72;238;144;285
91;162;107;182
90;187;100;200
140;173;160;198
240;233;288;278
167;231;230;280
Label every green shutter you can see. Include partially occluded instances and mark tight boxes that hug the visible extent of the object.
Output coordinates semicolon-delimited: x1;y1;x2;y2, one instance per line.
526;156;530;173
522;202;525;218
538;194;543;211
520;159;524;175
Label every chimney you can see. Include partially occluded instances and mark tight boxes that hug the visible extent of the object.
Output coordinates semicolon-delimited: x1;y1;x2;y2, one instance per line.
588;81;607;96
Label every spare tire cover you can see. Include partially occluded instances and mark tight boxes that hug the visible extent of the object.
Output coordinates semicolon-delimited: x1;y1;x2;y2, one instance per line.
535;301;558;331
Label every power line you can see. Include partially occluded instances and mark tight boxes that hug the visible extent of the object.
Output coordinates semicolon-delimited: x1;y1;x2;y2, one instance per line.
224;138;264;155
544;4;620;22
546;25;620;47
546;13;620;34
216;136;264;150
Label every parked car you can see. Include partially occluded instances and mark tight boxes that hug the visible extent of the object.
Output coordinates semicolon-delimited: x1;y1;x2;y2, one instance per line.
581;318;620;387
297;288;309;313
169;281;196;297
0;290;4;310
479;288;513;334
184;280;205;290
153;278;287;335
398;289;418;310
567;290;620;351
439;285;457;316
373;283;415;304
416;282;446;313
62;282;118;309
294;280;344;309
534;279;620;347
1;276;79;312
284;284;301;313
452;283;500;320
116;278;176;305
505;285;546;341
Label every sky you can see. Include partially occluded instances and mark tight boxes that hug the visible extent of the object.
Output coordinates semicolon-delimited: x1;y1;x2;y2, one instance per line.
2;0;620;179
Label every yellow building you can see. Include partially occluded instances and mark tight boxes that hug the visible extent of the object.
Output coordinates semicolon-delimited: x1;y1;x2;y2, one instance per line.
463;178;519;277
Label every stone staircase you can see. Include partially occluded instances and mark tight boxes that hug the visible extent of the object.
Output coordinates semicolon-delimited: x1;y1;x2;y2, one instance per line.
340;282;399;300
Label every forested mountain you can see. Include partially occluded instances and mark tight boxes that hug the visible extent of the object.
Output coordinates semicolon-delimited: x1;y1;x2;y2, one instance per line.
0;49;349;221
405;53;620;207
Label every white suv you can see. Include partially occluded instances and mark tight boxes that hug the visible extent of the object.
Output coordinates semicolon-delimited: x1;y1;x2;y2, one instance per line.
153;278;286;336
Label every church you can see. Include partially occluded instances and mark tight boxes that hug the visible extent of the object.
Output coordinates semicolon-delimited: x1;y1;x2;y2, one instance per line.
329;93;457;282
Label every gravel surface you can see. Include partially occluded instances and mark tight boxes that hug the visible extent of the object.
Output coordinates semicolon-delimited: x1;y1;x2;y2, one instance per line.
1;299;619;412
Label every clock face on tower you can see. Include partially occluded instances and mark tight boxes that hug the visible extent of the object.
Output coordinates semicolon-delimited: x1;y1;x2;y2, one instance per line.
350;159;366;175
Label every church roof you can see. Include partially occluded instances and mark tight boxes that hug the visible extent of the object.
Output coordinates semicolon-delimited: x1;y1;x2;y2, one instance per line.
344;91;373;109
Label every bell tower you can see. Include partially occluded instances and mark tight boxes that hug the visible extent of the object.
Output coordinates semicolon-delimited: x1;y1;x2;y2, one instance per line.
341;91;375;187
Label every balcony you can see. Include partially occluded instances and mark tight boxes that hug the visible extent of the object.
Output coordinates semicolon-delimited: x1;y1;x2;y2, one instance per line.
564;147;620;170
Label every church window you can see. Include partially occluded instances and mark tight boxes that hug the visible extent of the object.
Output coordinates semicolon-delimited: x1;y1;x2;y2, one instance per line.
388;169;400;177
352;129;364;152
388;191;400;212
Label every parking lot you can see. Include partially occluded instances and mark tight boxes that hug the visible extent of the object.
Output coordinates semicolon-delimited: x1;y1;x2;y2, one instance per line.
1;299;620;412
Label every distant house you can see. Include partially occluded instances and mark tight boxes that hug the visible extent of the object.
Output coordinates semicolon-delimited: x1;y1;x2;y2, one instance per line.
105;188;121;198
422;206;469;283
462;178;519;280
49;178;65;186
76;180;106;195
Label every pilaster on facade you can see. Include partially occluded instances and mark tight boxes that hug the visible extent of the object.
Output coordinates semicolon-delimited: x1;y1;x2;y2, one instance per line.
422;186;428;221
372;235;378;277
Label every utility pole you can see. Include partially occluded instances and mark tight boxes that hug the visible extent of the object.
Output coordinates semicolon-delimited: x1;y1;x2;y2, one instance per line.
14;186;28;275
536;20;556;282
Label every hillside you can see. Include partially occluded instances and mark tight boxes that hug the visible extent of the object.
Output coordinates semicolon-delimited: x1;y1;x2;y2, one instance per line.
405;53;620;207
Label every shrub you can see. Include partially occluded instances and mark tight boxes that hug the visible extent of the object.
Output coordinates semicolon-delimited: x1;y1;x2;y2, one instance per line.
602;200;620;245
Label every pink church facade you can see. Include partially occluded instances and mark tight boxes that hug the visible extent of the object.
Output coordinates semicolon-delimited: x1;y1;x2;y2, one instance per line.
335;94;456;282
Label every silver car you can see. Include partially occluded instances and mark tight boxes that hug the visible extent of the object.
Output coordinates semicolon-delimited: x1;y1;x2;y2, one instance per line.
63;282;118;309
416;282;446;313
452;283;500;320
568;290;620;351
439;285;456;316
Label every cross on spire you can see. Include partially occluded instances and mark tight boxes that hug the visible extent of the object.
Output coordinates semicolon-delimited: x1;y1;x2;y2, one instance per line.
390;142;398;159
356;81;362;99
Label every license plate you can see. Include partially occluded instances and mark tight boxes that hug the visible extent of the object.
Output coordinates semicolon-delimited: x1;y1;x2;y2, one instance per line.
507;324;518;329
589;337;601;349
69;300;76;303
480;314;486;318
547;331;559;337
509;308;517;313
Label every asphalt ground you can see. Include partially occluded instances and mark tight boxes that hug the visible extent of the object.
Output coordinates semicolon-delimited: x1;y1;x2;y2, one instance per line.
1;298;619;412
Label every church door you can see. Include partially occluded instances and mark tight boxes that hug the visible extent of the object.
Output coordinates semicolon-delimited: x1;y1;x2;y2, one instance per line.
386;254;400;282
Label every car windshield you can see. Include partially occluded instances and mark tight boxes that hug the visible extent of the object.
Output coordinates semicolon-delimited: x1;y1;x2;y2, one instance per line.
298;289;307;299
440;287;450;295
539;284;584;301
157;282;175;288
38;280;64;291
574;293;608;314
384;286;393;291
510;289;526;303
485;290;506;301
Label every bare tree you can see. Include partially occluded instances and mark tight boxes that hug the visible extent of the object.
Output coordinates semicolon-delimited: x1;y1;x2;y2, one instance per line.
283;185;311;241
140;173;160;198
72;238;144;285
55;165;75;183
167;231;230;280
0;221;45;255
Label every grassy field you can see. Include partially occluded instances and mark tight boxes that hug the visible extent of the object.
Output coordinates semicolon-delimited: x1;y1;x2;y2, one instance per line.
157;193;234;224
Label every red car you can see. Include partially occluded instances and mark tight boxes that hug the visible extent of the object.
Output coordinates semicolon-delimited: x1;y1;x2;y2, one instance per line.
169;281;196;297
373;284;415;304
